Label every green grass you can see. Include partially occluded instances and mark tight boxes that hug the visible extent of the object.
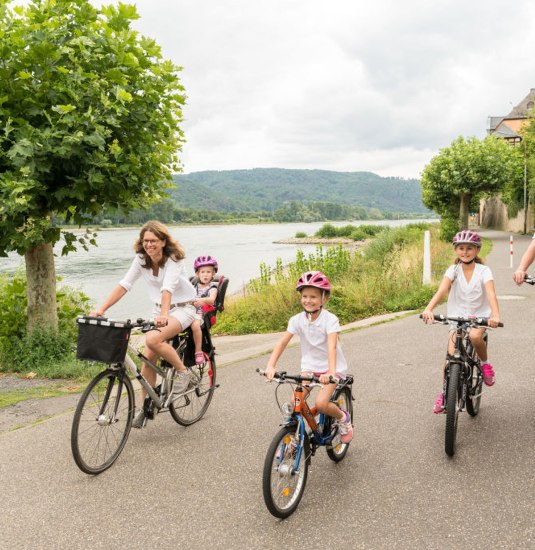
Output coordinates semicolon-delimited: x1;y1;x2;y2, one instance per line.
0;384;84;409
215;223;454;335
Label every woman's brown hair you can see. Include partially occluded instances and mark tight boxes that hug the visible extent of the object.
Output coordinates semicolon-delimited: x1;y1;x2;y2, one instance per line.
134;221;186;268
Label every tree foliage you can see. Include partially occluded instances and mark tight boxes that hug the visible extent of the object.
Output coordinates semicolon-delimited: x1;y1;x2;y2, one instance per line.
0;0;185;329
0;0;186;256
421;135;523;233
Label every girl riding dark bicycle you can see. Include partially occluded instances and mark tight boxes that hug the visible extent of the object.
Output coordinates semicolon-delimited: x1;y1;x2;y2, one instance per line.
264;271;353;443
421;230;501;414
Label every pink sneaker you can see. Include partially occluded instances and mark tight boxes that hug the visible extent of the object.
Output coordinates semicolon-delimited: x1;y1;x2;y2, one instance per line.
481;363;495;386
433;393;445;414
337;410;353;444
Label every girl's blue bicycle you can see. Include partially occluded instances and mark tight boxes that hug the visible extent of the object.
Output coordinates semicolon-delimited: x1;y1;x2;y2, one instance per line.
258;369;354;518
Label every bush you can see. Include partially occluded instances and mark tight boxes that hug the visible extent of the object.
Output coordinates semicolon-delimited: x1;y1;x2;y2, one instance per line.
295;231;307;238
215;224;454;334
0;271;92;377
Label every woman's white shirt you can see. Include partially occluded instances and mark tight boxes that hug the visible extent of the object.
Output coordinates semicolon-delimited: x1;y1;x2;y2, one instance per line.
119;255;196;305
445;263;494;318
287;309;348;375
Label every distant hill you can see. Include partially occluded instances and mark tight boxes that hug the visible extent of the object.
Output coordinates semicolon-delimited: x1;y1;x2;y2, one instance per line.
171;168;427;214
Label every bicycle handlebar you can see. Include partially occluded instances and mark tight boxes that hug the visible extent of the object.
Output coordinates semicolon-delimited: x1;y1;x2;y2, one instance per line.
419;313;503;328
256;368;338;385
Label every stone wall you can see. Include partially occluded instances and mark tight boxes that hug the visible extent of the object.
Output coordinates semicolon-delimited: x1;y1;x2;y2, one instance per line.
479;196;533;233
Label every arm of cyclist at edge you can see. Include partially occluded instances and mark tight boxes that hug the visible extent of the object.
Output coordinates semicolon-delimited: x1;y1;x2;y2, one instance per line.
421;276;452;324
513;237;535;285
265;332;294;381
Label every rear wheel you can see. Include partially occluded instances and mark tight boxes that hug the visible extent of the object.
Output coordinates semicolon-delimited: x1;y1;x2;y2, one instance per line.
445;362;461;457
263;425;310;519
71;369;134;474
169;355;216;426
326;386;353;462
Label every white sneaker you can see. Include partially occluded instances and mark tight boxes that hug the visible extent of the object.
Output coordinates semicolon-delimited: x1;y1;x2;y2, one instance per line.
173;370;193;394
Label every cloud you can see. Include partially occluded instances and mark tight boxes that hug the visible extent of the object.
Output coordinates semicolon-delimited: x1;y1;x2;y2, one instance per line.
80;1;535;176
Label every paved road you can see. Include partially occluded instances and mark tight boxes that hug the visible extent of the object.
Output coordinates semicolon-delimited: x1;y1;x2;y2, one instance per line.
1;230;535;549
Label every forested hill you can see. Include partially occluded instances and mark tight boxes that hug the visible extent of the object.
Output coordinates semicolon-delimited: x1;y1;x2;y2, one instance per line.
171;168;427;214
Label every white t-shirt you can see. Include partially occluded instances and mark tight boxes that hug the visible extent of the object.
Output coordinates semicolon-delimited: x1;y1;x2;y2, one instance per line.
287;309;348;375
444;263;494;317
119;255;196;305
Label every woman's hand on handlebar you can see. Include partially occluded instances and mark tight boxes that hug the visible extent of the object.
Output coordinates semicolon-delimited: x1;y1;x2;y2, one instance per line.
89;308;105;317
154;315;169;328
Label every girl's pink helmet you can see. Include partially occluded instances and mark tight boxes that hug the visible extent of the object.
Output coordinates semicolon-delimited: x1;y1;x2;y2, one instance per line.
452;230;482;248
296;271;331;292
194;255;218;272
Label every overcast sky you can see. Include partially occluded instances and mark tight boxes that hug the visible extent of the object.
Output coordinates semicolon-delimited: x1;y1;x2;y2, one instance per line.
100;0;535;178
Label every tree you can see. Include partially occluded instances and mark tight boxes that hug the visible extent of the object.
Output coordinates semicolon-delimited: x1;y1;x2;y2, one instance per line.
421;135;523;235
0;0;186;330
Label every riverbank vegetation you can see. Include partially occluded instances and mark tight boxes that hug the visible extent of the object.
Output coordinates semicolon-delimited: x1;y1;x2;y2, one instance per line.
1;223;475;381
214;223;454;335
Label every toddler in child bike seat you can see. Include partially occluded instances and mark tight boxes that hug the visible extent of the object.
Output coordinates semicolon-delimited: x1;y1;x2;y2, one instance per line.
264;271;353;443
191;255;219;365
421;230;501;414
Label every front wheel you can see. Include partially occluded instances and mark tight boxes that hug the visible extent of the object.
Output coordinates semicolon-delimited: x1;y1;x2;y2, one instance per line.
445;362;461;457
169;355;216;426
466;362;483;417
262;425;310;519
71;369;134;474
326;386;353;462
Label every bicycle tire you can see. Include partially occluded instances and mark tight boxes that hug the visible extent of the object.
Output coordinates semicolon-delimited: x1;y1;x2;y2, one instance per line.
465;341;483;417
169;355;216;426
445;362;461;457
71;369;134;474
326;386;353;462
262;425;310;519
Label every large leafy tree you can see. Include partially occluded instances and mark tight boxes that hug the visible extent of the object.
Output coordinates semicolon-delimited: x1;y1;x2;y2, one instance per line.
0;0;186;330
421;135;523;235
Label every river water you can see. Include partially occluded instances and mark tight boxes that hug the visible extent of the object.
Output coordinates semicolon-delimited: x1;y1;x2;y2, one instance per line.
0;220;429;320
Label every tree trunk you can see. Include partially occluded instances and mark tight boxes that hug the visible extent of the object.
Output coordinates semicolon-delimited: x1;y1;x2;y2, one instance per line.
25;242;58;332
459;192;471;229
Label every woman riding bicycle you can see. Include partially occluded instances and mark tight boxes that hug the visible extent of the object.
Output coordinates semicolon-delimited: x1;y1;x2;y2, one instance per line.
90;220;197;428
421;230;501;413
264;271;353;443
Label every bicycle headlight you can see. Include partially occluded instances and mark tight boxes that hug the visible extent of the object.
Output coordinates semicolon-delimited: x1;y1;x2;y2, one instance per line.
280;401;294;420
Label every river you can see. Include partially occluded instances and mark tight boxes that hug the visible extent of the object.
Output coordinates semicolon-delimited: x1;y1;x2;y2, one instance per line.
0;220;431;320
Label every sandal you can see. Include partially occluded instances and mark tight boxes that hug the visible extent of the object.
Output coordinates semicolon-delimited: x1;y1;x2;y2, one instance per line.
195;352;205;365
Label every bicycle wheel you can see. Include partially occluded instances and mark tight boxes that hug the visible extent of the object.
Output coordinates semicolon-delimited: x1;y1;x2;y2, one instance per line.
445;362;461;457
71;369;134;474
326;386;353;462
169;355;216;426
262;425;310;519
466;362;483;417
465;341;483;417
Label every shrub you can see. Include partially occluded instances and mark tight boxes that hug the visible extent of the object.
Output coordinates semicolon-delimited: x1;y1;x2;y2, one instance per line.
295;231;307;238
0;271;92;377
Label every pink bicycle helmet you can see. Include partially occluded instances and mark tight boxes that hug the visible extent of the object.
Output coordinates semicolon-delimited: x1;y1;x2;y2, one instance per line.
296;271;331;292
452;230;482;248
194;255;218;272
